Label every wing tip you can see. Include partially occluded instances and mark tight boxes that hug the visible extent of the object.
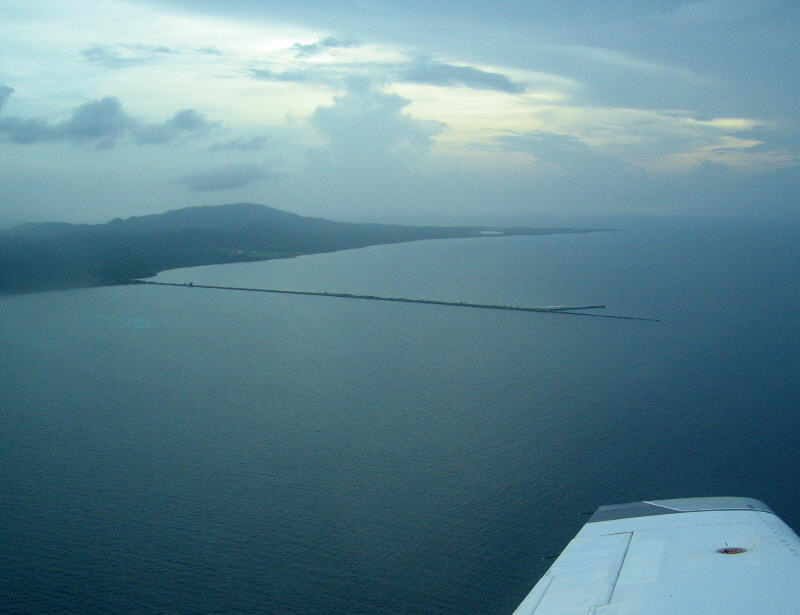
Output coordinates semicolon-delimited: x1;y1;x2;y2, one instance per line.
589;496;773;523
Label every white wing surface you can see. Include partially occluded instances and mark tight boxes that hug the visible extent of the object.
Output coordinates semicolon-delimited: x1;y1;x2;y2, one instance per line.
512;496;800;615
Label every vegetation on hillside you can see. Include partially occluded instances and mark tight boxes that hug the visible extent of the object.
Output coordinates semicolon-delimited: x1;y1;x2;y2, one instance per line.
0;203;589;294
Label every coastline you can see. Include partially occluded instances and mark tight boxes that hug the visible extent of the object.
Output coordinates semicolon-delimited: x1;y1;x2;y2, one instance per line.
1;213;605;295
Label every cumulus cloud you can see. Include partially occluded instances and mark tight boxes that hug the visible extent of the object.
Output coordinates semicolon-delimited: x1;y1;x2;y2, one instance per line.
0;97;133;147
311;80;446;164
0;96;216;148
293;36;359;58
394;58;525;93
135;109;217;144
175;163;271;191
81;43;174;68
209;135;269;151
0;85;13;112
0;117;52;145
61;97;134;142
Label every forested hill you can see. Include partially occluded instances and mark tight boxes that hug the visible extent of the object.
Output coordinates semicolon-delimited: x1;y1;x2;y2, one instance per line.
0;203;591;294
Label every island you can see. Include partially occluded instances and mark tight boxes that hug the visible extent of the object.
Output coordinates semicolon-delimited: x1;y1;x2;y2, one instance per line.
0;203;598;295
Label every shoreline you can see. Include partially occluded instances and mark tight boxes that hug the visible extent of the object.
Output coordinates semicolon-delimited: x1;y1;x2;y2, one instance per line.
1;225;608;296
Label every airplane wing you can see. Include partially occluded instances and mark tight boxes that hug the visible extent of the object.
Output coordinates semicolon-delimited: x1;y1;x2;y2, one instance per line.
512;496;800;614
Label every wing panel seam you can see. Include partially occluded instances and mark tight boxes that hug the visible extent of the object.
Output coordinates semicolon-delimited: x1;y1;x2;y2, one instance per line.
604;531;633;606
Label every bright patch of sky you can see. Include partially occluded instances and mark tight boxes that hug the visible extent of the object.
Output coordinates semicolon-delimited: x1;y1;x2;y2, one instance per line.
0;0;798;225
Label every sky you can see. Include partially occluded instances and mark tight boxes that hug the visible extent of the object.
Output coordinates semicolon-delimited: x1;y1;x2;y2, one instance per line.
1;0;799;226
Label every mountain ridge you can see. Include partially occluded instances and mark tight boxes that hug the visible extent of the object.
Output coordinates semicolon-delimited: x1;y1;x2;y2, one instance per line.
0;203;598;294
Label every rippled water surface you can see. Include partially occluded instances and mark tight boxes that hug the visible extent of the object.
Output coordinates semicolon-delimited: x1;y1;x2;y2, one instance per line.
2;216;798;614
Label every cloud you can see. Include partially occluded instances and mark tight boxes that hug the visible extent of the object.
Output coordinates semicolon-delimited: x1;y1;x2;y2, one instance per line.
135;109;217;144
209;135;269;151
250;68;314;83
736;123;800;155
0;96;133;147
555;46;701;81
293;36;359;58
175;163;272;191
249;56;525;94
81;43;174;68
310;79;446;164
60;97;134;142
489;130;643;182
0;117;54;145
0;96;216;148
394;58;525;93
0;85;13;112
654;134;799;173
492;131;593;165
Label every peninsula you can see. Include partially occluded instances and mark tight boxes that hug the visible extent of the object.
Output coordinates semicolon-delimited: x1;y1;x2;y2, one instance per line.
0;203;597;294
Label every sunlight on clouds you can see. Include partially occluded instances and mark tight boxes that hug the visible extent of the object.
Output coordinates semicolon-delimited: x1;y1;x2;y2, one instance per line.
685;117;760;131
517;105;708;150
434;99;781;177
555;45;705;82
714;135;763;149
397;86;534;136
653;137;799;173
296;43;409;66
152;13;311;58
392;73;574;151
3;0;578;134
0;0;330;120
90;9;333;123
2;0;797;224
373;82;782;178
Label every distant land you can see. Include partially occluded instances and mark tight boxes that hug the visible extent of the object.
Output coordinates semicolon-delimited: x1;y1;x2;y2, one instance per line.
0;203;600;294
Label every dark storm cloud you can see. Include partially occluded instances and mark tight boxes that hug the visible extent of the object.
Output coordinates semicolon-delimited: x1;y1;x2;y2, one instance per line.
394;58;525;93
209;135;269;151
175;163;271;191
81;43;174;68
292;36;359;58
0;96;216;148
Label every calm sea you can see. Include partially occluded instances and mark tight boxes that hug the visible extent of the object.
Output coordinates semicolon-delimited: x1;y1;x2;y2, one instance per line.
1;215;799;614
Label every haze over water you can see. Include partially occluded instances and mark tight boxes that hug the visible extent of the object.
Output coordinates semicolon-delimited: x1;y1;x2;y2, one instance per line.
2;215;799;614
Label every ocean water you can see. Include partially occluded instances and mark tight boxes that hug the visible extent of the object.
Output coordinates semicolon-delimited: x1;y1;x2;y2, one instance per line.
1;215;799;614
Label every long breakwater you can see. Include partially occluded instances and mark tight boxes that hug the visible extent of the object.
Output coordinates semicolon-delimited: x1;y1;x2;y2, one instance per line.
136;281;659;321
